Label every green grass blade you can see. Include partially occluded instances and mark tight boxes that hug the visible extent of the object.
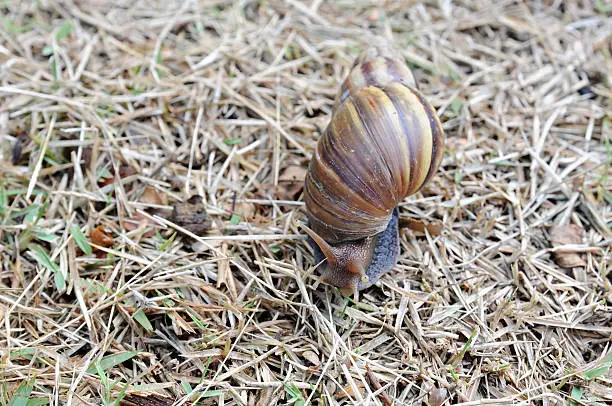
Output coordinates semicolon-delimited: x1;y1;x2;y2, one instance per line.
133;309;153;332
8;378;34;406
28;245;65;290
87;351;139;374
70;226;92;255
55;22;72;41
583;351;612;381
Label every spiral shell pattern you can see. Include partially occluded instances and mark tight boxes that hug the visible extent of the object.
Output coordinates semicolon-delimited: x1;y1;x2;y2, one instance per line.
335;49;416;108
304;47;444;244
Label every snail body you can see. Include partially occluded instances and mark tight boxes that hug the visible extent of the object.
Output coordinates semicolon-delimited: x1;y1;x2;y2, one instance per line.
303;42;445;296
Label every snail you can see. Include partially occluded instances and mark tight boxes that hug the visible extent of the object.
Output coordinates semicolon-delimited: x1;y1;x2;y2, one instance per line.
301;41;445;296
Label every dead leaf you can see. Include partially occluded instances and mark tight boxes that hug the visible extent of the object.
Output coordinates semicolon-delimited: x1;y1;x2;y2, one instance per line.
399;216;444;236
276;182;304;201
279;165;307;182
225;202;256;222
275;165;308;200
121;186;169;237
90;226;113;256
170;195;212;235
118;165;138;178
140;185;165;206
335;381;365;400
549;224;587;268
168;310;196;335
98;164;138;188
121;212;159;238
365;367;393;406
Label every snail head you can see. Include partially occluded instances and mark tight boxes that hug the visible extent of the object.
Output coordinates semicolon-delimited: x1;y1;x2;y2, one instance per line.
301;224;374;297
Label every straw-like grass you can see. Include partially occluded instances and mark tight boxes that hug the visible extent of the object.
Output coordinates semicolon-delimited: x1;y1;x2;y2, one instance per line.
0;1;610;405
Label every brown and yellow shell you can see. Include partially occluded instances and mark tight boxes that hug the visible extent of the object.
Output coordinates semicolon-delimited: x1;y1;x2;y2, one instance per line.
304;45;445;245
334;44;416;109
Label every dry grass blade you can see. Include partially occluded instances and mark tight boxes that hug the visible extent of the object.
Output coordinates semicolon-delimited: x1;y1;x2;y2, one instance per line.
0;1;610;405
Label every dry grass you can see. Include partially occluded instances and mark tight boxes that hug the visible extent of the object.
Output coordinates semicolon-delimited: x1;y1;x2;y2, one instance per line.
0;0;611;405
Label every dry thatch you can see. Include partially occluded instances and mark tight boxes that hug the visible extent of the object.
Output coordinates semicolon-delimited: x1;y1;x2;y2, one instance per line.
0;0;610;405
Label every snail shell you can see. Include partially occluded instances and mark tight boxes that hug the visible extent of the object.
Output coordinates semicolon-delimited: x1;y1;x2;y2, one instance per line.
302;42;445;295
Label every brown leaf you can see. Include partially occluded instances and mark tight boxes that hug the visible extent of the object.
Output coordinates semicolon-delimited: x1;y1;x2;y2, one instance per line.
140;185;165;206
278;184;304;201
279;165;307;182
118;165;138;178
335;381;365;400
225;202;256;222
365;367;393;406
121;212;159;238
170;195;212;235
90;226;113;251
168;310;196;335
98;164;138;188
274;165;308;200
549;224;586;268
399;216;444;236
